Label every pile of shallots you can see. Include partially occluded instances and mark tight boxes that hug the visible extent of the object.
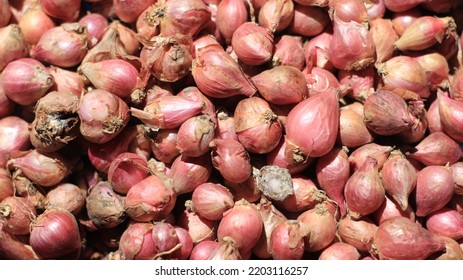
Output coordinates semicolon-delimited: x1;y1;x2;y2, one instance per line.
1;0;463;260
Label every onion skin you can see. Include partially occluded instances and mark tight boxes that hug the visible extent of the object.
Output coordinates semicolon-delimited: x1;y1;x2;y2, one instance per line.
191;183;234;221
45;183;86;215
369;18;398;64
217;199;263;257
78;13;108;48
258;0;294;33
297;203;337;252
40;0;80;22
125;175;177;222
118;222;156;260
176;115;215;157
177;209;216;244
363;89;414;135
192;45;257;99
303;31;333;71
391;8;422;35
338;215;378;253
285;88;339;159
415;165;454;217
316;147;349;216
86;181;126;229
150;129;180;164
349;143;393;171
210;138;252;184
266;137;312;174
372;217;446;260
394;16;456;51
338;67;375;103
380;151;416;211
18;4;55;45
49;67;84;98
288;4;329;37
338;108;374;148
208;236;242;260
269;220;305;260
344;157;385;219
438;92;463;143
0;223;39;260
452;162;463;195
172;227;194;260
426;99;443;134
407;132;462;166
2;58;54;106
108;152;149;195
0;196;36;235
383;0;429;12
231;22;274;66
425;208;463;240
0;116;31;168
319;242;361;260
251;66;308;105
113;0;156;24
434;236;463;260
450;68;463;102
0;0;10;27
30;209;81;259
276;175;326;213
189;240;219;260
412;52;449;91
78;89;130;144
373;195;416;225
216;0;248;44
272;35;305;70
0;169;14;201
169;154;212;195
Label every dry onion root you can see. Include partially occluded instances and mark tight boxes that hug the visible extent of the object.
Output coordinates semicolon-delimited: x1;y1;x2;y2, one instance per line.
1;0;463;261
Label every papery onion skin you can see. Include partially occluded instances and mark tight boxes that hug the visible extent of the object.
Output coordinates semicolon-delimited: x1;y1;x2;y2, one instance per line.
189;240;219;260
338;215;378;253
287;4;329;37
406;132;462;167
258;0;295;33
210;138;252;184
434;236;463;260
276;175;325;213
169;154;212;195
0;116;31;168
108;152;149;195
319;242;361;260
78;13;108;48
372;217;446;260
438;92;463;143
373;195;416;225
40;0;81;22
216;0;248;44
176;115;215;158
338;108;374;148
369;18;398;64
297;203;337;252
18;4;55;45
118;222;156;260
231;22;274;66
272;35;305;70
113;0;157;24
45;183;86;215
49;67;84;98
452;162;463;195
269;220;305;260
349;143;393;171
0;223;39;260
0;169;14;201
383;0;428;12
177;208;216;244
191;183;234;221
0;0;11;27
0;196;36;235
86;181;126;229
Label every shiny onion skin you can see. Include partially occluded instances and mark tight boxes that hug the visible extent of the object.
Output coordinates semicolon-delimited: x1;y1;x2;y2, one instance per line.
216;0;248;44
0;116;31;167
438;92;463;143
285;88;339;159
40;0;80;22
372;217;445;260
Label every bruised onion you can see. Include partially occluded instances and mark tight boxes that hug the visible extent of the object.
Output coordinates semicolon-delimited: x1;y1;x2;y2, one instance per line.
31;23;88;68
210;138;252;184
297;203;337;252
415;165;454;217
86;181;126;229
425;208;463;240
372;217;445;260
344;157;385;219
30;209;81;259
125;175;177;222
78;89;130;144
231;22;274;66
0;196;36;235
1;58;54;106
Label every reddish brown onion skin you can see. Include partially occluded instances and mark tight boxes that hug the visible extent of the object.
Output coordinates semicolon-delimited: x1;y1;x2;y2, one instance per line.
381;151;417;211
0;0;10;27
108;152;149;195
316;147;350;216
0;196;36;235
372;217;446;260
231;22;274;66
189;240;219;260
297;203;337;252
435;236;463;260
45;183;86;215
345;157;385;219
40;0;80;22
272;35;305;70
169;154;212;195
438;92;463;143
285;88;339;158
0;223;38;260
369;18;398;64
287;4;329;37
18;4;55;45
216;0;248;44
30;209;81;260
415;165;455;217
269;220;305;260
407;132;462;166
338;215;378;253
210;138;252;184
0;116;31;168
319;242;361;260
191;183;234;221
426;208;463;241
450;68;463;102
258;0;294;33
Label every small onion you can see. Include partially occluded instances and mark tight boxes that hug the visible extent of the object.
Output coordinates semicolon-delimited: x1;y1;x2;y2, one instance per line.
177;208;216;244
297;203;337;252
338;215;378;252
216;0;248;44
406;132;462;166
18;4;55;45
46;183;86;215
231;22;274;66
319;242;361;260
169;154;212;195
425;208;463;241
0;196;36;235
108;152;149;195
86;181;126;229
210;138;252;184
191;183;234;221
0;116;31;167
40;0;80;22
189;240;219;260
258;0;294;33
269;220;305;260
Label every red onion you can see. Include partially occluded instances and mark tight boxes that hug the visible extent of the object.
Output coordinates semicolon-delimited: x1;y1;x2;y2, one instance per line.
0;116;30;168
169;154;212;195
150;222;182;259
304;66;346;97
224;169;263;203
276;175;326;213
0;76;15;118
412;52;449;91
407;132;462;166
452;162;463;195
349;143;393;171
231;22;274;66
125;175;177;222
49;67;84;97
426;208;463;240
177;208;216;244
372;217;445;260
391;8;422;35
297;203;337;252
288;4;329;37
192;45;257;98
338;108;374;148
450;68;463;101
338;215;378;252
0;0;11;27
266;137;312;174
329;0;368;24
303;31;333;71
251;66;308;105
0;223;38;260
216;0;248;44
30;209;81;259
210;138;252;184
176;115;215;157
86;181;126;229
384;0;429;12
415;165;454;217
216;108;238;141
2;58;54;106
234;97;283;154
253;197;287;259
150;129;180;164
171;227;193;260
31;23;89;68
316;147;349;216
88;126;138;173
258;0;294;33
191;183;234;220
435;236;463;260
208;236;242;260
217;199;263;257
438;91;463;143
0;169;13;201
373;195;416;225
270;220;305;260
0;196;36;235
189;240;219;260
17;3;55;45
113;0;156;24
285;88;339;159
363;89;414;135
394;16;456;51
80;59;140;99
132;95;204;129
380;151;416;211
328;16;375;71
426;98;443;134
344;157;385;219
319;242;361;260
45;183;86;215
338;67;375;103
7;149;70;187
369;18;398;64
294;0;329;6
364;0;385;20
78;89;130;144
40;0;80;22
272;35;305;70
377;56;430;99
78;13;108;48
108;152;149;195
177;86;217;126
118;222;157;260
